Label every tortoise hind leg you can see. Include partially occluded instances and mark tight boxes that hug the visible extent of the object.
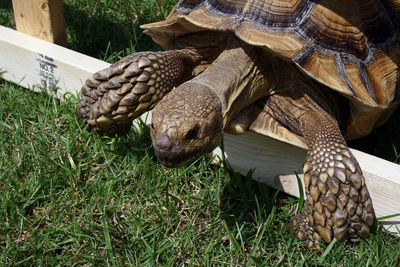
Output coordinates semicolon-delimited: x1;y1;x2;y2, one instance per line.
76;49;201;136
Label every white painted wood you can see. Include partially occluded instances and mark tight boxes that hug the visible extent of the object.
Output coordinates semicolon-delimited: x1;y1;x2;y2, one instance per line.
210;132;400;235
0;25;110;97
1;25;399;235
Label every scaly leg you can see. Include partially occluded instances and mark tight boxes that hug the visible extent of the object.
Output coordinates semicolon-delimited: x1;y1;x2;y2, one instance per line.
292;112;374;247
264;87;374;247
76;50;200;136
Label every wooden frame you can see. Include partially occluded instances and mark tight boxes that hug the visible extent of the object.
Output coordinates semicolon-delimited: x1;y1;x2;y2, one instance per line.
1;4;399;235
12;0;67;46
0;26;108;96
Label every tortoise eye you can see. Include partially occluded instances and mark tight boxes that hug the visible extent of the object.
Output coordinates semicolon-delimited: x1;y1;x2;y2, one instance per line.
185;125;199;141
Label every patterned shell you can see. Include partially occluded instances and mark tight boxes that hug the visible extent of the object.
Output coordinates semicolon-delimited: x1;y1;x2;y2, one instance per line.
142;0;400;139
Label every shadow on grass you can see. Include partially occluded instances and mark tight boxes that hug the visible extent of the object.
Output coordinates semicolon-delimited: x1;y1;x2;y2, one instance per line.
0;0;15;28
103;122;157;163
0;0;11;8
108;122;285;238
218;164;285;237
63;2;163;60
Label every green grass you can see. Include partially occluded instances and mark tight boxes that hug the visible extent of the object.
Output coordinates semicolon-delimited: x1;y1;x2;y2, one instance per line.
1;0;400;265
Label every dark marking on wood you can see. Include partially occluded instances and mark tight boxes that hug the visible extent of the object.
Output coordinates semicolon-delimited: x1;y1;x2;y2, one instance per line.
36;53;59;92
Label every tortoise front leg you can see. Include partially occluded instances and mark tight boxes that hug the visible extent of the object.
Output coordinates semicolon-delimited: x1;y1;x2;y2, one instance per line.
265;90;374;247
76;50;200;136
291;111;374;247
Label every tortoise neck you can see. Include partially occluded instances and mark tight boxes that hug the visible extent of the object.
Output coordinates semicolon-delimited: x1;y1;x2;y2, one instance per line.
182;38;272;128
170;32;229;75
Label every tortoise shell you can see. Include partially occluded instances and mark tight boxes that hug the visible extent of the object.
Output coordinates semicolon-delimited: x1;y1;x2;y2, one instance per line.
142;0;400;139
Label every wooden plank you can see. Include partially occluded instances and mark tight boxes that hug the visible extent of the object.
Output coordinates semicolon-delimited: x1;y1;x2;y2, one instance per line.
0;25;110;96
12;0;67;46
1;25;399;235
210;132;400;234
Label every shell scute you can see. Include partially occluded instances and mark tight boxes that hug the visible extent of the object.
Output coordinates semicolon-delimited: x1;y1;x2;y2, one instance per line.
142;0;399;138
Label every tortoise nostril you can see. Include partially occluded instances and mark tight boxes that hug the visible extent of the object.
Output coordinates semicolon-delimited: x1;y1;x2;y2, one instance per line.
156;134;172;151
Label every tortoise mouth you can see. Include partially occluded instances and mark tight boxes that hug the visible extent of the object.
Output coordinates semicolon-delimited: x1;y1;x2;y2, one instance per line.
151;130;222;167
153;143;213;168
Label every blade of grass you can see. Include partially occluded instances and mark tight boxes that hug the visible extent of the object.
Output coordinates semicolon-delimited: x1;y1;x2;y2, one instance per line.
376;213;400;221
294;171;305;211
319;238;337;264
102;211;116;266
222;221;242;253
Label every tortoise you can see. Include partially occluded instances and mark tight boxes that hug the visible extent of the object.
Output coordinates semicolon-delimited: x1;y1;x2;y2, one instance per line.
76;0;400;247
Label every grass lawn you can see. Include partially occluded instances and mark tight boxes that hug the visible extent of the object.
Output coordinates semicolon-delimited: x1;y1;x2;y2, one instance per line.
1;0;400;265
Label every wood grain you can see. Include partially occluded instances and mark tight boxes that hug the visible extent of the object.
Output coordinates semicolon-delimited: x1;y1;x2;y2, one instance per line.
0;25;109;97
1;25;399;235
12;0;67;46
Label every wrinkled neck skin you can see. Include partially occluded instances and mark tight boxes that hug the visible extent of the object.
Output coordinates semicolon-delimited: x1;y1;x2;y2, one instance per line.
190;37;273;128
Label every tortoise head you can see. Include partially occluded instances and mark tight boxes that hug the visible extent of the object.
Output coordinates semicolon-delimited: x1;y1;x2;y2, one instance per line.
151;83;223;167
